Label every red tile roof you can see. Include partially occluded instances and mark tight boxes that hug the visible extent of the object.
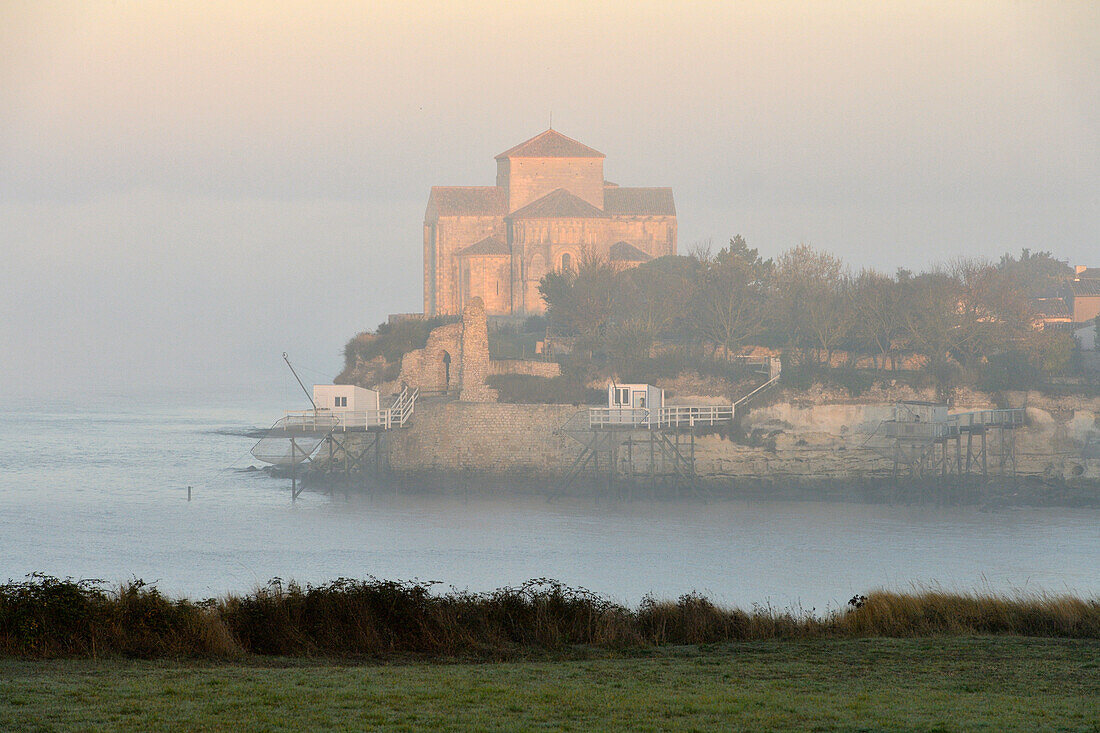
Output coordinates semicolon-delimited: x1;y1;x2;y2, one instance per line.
426;187;506;218
495;130;605;160
1033;297;1070;319
603;187;676;216
455;236;510;258
1069;280;1100;297
507;188;608;219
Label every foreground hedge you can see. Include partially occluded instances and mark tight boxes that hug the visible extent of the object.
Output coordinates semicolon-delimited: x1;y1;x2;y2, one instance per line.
3;574;1099;659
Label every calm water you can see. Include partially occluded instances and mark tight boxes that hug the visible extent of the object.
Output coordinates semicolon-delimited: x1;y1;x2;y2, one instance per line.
1;396;1098;613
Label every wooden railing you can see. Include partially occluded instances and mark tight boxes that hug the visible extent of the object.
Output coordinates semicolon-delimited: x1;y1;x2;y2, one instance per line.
587;405;735;429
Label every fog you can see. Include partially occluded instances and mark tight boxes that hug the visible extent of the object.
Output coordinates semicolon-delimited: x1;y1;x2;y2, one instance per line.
2;1;1097;399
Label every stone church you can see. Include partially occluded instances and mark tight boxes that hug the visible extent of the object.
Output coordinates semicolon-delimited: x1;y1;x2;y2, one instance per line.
424;129;677;317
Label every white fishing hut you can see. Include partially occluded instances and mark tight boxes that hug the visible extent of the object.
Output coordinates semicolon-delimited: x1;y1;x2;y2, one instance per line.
312;384;380;412
608;383;663;411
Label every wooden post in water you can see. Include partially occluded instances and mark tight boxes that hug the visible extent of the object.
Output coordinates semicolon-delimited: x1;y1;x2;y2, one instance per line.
290;438;299;500
955;435;962;479
627;437;635;501
375;432;382;478
649;431;656;494
981;430;988;478
965;431;974;477
609;440;616;498
328;438;335;496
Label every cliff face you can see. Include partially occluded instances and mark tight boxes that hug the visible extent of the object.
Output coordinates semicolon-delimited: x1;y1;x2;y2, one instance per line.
708;390;1100;483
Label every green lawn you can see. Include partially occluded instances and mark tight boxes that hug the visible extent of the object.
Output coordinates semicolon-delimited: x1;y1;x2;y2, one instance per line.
3;637;1099;732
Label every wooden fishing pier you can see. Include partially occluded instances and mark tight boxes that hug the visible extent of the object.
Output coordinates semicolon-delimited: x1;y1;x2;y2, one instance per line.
869;401;1026;482
549;359;782;499
251;386;418;499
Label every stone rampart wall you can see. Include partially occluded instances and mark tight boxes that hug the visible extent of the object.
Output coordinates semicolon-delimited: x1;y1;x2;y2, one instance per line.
388;402;580;478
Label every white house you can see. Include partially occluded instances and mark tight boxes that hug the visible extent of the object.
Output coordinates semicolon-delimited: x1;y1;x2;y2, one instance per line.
311;385;380;412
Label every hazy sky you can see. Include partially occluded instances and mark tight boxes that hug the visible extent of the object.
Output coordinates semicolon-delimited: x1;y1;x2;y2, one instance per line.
2;1;1097;400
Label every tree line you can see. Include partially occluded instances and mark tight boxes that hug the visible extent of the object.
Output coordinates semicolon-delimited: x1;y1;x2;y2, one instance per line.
538;241;1078;389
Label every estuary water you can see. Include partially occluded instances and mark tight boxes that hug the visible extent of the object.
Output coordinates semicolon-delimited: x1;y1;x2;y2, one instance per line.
1;394;1098;613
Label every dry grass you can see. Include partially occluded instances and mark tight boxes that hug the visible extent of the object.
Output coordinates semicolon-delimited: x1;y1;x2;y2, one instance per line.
3;574;1099;660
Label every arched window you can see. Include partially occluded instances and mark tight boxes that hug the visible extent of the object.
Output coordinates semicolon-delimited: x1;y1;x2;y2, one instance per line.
561;252;572;271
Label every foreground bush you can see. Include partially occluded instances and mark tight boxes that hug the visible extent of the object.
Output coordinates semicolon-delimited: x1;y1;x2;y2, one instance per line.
2;575;1099;659
489;375;604;405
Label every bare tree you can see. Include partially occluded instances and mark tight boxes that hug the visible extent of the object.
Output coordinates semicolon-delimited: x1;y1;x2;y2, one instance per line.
695;235;773;358
775;244;851;364
849;268;903;369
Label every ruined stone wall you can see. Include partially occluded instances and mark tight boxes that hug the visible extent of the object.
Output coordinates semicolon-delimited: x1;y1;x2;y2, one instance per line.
458;298;497;402
398;323;461;393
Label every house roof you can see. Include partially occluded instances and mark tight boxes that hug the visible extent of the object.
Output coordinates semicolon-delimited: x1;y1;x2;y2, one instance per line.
426;187;507;218
1033;297;1070;319
1069;280;1100;297
603;187;676;216
609;241;652;262
495;129;605;160
455;236;510;258
1074;267;1100;280
507;188;609;219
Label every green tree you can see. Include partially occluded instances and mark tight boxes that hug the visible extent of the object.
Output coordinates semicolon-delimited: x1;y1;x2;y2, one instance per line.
997;248;1073;297
538;251;617;352
614;255;705;344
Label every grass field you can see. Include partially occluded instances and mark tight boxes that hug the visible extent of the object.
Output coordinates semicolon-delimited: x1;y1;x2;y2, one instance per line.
3;637;1099;732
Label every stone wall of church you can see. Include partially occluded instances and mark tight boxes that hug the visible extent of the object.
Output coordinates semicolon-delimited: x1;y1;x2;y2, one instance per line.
430;215;504;315
504;157;605;211
607;216;677;258
460;256;511;315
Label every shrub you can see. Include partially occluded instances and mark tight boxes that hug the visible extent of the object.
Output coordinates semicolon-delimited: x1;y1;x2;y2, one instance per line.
522;315;547;334
4;575;1099;660
342;316;459;371
977;350;1043;392
488;330;541;360
489;374;604;405
0;575;232;659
